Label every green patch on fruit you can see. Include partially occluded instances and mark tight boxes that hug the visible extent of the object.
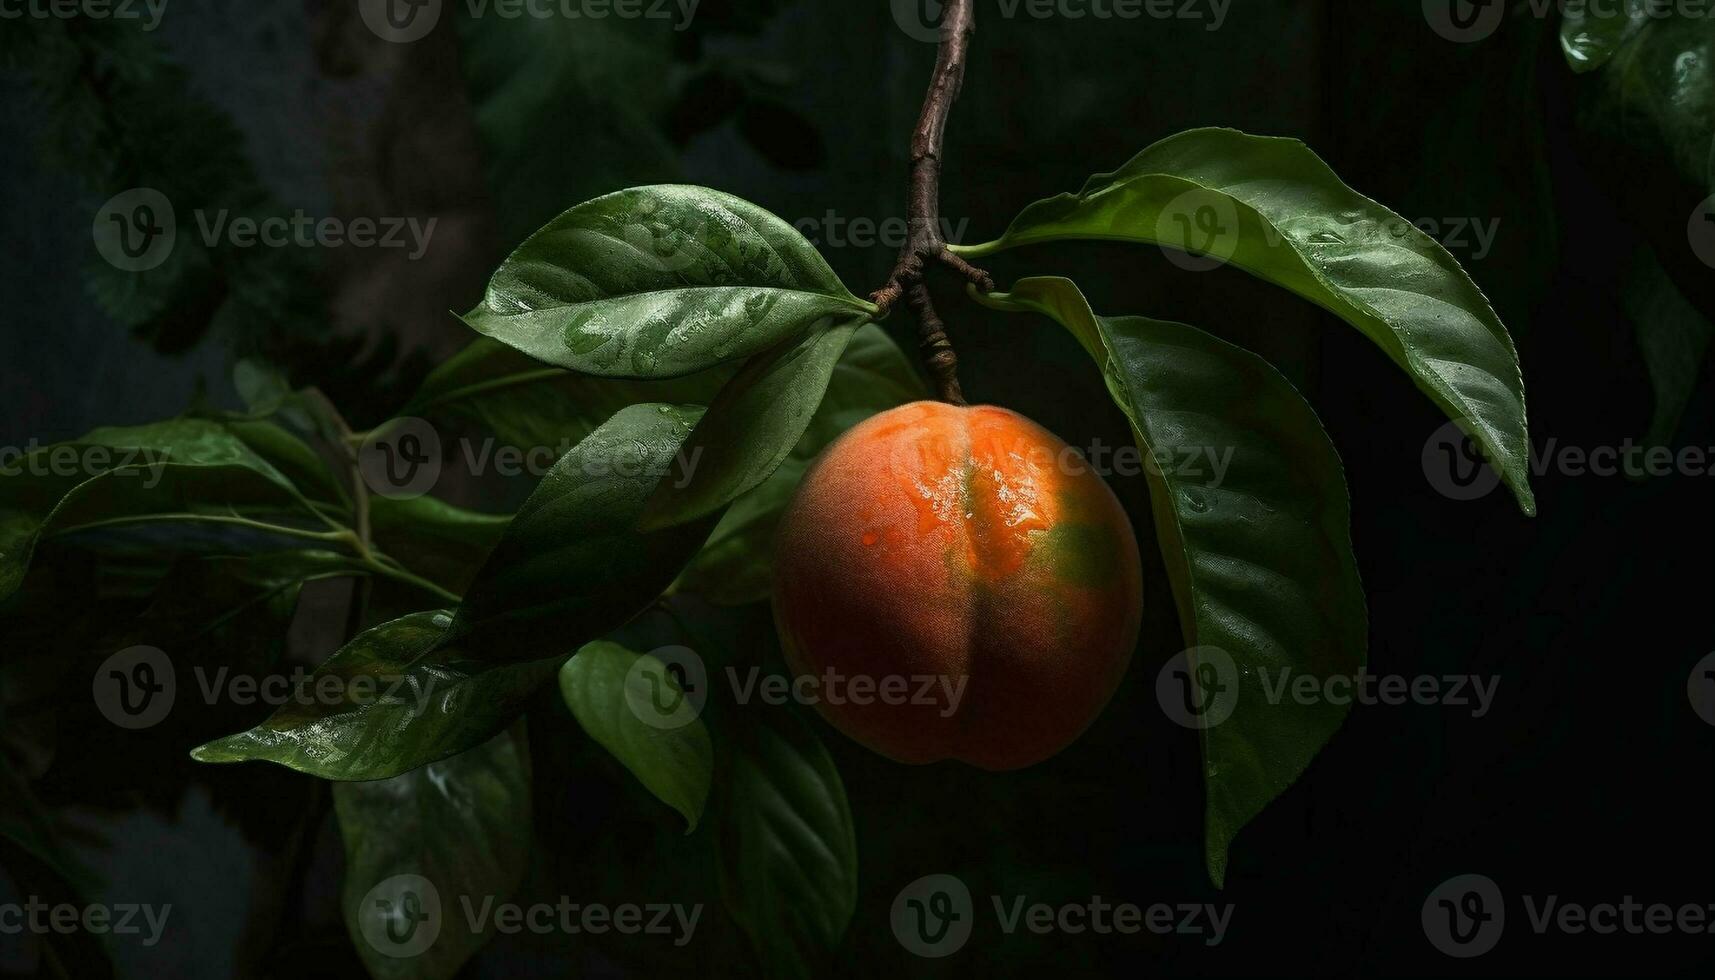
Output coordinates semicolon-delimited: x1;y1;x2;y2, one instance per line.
1035;521;1118;589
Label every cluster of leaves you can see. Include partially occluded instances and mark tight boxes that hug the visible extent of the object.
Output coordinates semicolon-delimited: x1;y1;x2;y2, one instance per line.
1559;2;1715;443
3;116;1534;974
0;11;431;428
18;3;1715;974
455;0;824;248
1;18;295;352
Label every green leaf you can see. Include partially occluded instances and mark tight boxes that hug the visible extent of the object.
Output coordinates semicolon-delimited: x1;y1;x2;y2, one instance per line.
194;404;729;777
0;756;111;978
451;403;724;656
0;751;99;898
190;611;561;780
1571;9;1715;193
977;277;1367;887
233;358;296;417
559;641;713;832
335;727;532;980
717;708;857;978
1623;247;1715;445
0;417;347;602
1560;0;1650;72
674;323;928;603
401;338;735;452
454;7;680;245
640;318;866;529
463;185;875;379
131;549;366;658
226;364;351;450
955;127;1535;514
369;495;512;596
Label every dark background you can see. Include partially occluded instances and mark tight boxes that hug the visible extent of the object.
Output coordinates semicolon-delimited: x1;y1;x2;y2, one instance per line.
2;1;1711;976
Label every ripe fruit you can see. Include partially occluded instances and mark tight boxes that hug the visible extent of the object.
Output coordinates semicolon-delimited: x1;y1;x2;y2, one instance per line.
772;401;1143;770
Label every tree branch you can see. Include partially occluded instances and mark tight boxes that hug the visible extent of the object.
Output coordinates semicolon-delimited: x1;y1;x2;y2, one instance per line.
872;0;992;405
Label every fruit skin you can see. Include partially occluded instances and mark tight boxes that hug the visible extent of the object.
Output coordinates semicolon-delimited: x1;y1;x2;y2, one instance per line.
772;401;1143;770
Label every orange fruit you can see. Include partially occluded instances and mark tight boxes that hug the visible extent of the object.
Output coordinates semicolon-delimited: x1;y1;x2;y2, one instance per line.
772;401;1142;769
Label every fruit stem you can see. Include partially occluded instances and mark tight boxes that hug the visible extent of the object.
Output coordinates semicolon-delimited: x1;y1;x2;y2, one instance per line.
870;0;993;406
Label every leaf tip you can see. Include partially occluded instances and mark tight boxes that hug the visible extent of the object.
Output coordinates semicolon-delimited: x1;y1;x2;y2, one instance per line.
1509;478;1538;517
188;739;234;764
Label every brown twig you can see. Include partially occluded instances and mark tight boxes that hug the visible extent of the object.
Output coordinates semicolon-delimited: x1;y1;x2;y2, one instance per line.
872;0;993;405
